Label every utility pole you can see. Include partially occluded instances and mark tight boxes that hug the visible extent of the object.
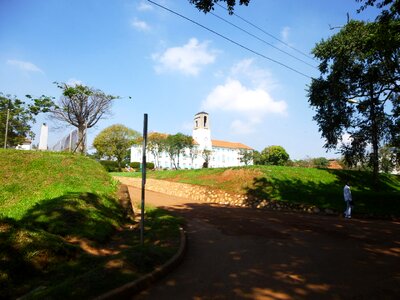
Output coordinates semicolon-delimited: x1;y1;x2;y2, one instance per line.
140;113;148;246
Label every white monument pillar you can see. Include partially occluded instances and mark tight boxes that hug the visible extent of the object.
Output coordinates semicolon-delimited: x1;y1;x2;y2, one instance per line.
38;123;48;150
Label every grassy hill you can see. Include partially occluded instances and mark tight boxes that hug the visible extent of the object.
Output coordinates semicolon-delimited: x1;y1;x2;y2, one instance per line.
114;165;400;217
0;150;181;299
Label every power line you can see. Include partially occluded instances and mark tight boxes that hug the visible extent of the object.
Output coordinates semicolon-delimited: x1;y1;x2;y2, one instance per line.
147;0;312;79
210;11;317;69
216;3;315;61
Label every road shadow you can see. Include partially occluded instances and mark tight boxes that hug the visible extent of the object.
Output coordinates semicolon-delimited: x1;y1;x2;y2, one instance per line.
139;201;400;300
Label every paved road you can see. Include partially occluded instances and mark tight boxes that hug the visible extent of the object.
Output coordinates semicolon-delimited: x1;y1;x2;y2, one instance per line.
126;184;400;300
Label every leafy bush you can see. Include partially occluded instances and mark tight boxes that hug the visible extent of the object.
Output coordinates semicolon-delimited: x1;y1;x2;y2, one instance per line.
292;157;330;168
129;161;155;170
99;160;120;172
312;157;330;168
260;145;290;166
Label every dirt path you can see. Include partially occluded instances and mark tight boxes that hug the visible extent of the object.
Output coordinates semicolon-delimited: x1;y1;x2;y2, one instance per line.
125;181;400;300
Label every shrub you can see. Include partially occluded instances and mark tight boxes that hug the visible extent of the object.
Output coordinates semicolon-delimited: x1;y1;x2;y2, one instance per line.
99;160;120;172
312;157;330;168
129;161;155;170
260;145;290;166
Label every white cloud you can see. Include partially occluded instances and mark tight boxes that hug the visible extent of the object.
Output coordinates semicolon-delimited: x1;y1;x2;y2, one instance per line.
7;59;43;73
152;38;217;76
66;78;83;86
202;79;287;117
281;26;290;43
131;18;151;31
137;1;153;11
230;58;277;90
202;59;287;134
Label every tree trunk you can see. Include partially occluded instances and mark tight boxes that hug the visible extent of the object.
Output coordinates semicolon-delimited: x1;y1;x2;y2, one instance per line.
371;135;380;190
77;125;86;154
370;88;380;190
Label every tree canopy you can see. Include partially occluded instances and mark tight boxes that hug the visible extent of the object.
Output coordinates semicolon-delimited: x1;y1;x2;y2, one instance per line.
239;149;253;166
258;146;290;166
308;14;400;187
357;0;399;18
189;0;250;14
93;124;140;170
164;133;193;169
52;83;118;153
147;132;168;169
201;149;213;168
0;93;53;148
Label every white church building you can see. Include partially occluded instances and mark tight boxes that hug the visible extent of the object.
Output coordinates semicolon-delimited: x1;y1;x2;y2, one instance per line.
130;112;253;169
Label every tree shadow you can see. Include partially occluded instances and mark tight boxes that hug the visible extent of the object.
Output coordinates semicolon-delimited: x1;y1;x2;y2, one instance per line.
0;183;188;299
20;192;125;242
243;171;400;217
146;201;400;300
0;187;170;299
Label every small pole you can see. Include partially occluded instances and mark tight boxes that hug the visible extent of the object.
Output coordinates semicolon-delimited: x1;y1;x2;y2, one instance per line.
69;131;72;152
4;108;10;149
84;122;88;155
140;113;148;246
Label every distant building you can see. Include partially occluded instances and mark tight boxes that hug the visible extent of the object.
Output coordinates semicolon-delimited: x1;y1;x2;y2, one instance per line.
131;112;253;169
16;139;32;150
38;123;48;150
327;159;343;170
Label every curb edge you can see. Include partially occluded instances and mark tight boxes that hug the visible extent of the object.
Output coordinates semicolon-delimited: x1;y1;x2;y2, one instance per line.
94;184;187;300
95;227;186;300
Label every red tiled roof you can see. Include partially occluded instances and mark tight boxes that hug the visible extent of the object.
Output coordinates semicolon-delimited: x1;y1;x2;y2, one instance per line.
328;160;343;170
211;139;253;150
148;131;251;149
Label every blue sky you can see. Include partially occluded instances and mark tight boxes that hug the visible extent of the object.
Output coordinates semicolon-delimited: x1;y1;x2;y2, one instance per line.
0;0;380;159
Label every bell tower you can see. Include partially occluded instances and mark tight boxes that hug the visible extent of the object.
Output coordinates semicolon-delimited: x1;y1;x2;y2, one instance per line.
193;112;212;150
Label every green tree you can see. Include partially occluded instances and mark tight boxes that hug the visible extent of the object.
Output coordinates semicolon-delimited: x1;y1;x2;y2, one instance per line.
0;93;54;148
379;145;398;173
357;0;399;18
260;145;289;166
93;124;141;170
312;157;330;168
186;140;199;169
52;83;118;154
252;150;262;165
189;0;250;14
147;132;168;169
239;149;253;166
165;133;193;169
201;149;213;168
308;17;400;189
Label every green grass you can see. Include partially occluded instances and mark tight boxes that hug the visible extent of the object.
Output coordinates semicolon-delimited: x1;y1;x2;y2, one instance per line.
114;165;400;217
0;149;183;299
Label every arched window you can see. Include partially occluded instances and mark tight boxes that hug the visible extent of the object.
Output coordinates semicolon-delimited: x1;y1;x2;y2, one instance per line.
204;116;207;127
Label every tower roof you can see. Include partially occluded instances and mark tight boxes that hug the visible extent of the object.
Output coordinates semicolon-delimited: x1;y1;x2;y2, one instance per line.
195;111;208;116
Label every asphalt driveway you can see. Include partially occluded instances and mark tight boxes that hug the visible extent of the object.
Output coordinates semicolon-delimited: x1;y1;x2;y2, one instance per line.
125;183;400;300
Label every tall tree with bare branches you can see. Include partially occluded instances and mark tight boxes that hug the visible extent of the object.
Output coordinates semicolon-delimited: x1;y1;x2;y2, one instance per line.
52;83;117;153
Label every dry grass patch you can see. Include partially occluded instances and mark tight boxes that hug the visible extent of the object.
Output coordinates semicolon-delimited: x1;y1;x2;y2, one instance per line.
198;168;263;194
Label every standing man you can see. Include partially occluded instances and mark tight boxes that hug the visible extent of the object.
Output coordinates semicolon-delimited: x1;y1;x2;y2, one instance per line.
343;182;353;219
